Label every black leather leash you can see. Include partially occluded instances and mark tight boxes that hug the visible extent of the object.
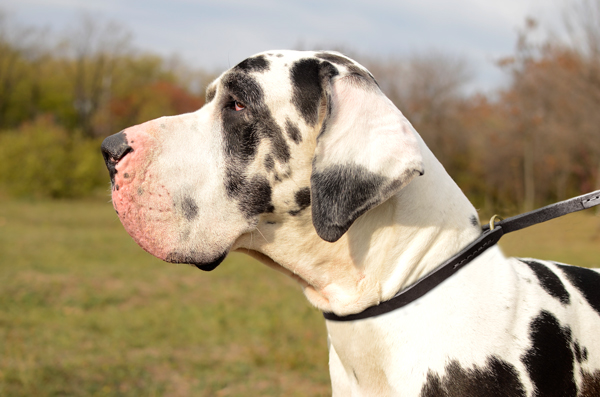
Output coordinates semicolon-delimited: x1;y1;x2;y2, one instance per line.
323;190;600;322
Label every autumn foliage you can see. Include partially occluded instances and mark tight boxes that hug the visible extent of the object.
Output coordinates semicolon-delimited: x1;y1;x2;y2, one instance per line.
0;9;599;209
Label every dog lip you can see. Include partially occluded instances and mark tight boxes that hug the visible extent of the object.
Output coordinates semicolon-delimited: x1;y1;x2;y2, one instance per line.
194;252;228;271
165;250;228;272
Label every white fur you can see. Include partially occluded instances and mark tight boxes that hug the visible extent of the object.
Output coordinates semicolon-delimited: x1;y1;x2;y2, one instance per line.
107;50;600;396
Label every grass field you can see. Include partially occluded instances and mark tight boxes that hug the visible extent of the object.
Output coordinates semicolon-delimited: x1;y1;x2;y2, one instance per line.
1;198;598;396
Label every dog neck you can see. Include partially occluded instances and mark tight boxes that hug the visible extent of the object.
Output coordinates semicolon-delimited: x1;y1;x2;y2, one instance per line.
234;136;481;316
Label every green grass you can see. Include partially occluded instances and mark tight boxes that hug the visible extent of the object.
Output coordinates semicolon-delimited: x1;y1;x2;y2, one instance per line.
498;210;600;268
0;199;598;396
0;198;330;396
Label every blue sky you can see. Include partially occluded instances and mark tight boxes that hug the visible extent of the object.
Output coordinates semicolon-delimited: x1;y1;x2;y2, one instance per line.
0;0;563;92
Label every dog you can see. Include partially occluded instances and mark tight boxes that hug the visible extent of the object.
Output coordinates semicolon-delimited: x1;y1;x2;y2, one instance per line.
101;50;600;396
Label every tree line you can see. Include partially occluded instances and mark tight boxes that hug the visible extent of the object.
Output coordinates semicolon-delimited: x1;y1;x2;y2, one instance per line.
1;5;599;215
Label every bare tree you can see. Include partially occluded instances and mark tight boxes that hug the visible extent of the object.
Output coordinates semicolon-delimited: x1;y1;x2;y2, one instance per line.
563;0;600;193
0;10;49;128
365;51;472;173
60;14;132;137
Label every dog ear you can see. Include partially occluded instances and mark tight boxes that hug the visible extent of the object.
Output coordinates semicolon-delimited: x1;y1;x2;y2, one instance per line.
311;69;424;243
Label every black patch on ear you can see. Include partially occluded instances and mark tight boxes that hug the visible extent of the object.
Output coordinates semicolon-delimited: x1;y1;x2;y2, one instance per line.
166;250;227;271
289;187;311;216
522;310;576;397
285;118;302;144
420;356;525;397
521;260;570;305
233;55;270;73
556;264;600;316
290;59;338;126
470;215;479;227
181;195;199;221
206;85;216;103
311;164;387;242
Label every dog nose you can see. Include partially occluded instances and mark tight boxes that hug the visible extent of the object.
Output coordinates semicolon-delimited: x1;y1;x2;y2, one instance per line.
101;131;132;184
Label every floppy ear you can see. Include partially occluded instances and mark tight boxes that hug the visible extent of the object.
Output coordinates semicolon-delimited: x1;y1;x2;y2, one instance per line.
311;71;424;243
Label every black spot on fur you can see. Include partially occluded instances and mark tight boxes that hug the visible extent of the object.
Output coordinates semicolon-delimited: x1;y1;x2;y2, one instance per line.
290;59;338;126
580;370;600;396
574;341;589;363
470;215;479;227
264;155;275;171
222;73;264;112
291;59;323;126
522;310;576;397
219;70;294;219
221;72;290;165
233;55;270;73
311;164;416;242
289;187;311;216
285;118;302;144
315;53;379;87
295;187;311;209
237;176;274;216
521;260;570;305
223;108;260;162
181;195;199;221
420;356;525;397
556;263;600;316
266;126;290;164
166;250;227;272
225;173;274;218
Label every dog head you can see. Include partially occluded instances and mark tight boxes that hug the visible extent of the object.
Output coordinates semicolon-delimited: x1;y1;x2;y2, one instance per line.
101;50;424;276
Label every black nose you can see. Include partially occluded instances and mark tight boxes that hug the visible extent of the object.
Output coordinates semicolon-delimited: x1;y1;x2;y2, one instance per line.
101;131;133;185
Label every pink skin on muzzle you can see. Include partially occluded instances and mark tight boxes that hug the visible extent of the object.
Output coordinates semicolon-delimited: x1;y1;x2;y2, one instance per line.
111;121;177;261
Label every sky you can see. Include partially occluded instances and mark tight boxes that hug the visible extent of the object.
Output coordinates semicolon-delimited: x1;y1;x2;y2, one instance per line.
0;0;565;93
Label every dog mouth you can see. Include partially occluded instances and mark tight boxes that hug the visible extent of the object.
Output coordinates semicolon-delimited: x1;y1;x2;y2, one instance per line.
166;250;228;271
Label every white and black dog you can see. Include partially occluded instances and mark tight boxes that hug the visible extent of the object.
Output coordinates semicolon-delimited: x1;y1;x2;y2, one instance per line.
101;51;600;396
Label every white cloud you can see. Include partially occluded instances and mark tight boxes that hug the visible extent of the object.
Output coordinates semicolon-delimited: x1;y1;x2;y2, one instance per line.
0;0;565;90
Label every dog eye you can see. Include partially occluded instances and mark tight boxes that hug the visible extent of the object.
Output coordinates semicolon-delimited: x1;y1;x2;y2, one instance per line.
233;101;246;111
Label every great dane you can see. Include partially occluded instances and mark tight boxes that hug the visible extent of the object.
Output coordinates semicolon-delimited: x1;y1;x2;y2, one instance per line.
101;50;600;396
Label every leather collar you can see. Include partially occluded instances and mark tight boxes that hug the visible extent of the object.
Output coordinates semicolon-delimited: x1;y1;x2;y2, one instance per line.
323;190;600;322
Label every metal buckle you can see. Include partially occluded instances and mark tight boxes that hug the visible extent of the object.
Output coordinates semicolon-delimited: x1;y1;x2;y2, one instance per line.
489;214;503;231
